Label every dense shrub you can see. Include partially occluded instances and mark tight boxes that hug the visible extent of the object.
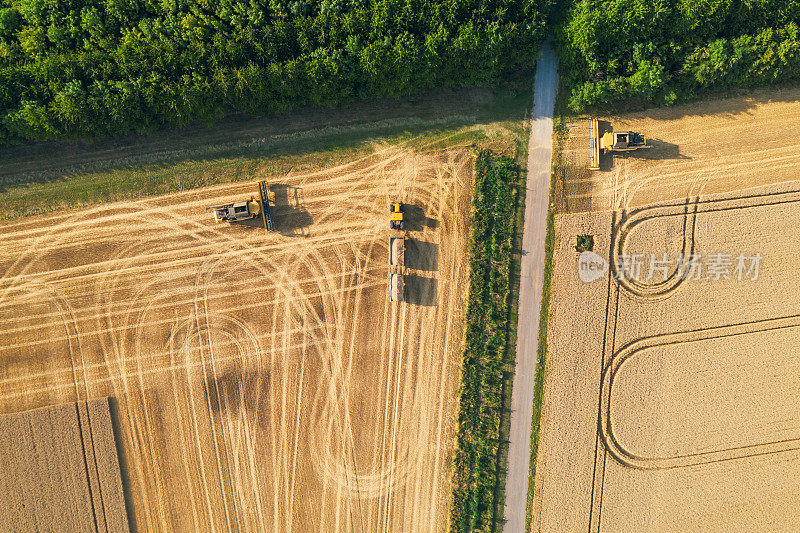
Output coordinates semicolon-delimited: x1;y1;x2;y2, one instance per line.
0;0;551;144
451;149;518;531
558;0;800;110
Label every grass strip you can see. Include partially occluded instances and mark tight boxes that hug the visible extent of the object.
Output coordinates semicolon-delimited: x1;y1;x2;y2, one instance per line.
0;79;534;220
451;149;520;531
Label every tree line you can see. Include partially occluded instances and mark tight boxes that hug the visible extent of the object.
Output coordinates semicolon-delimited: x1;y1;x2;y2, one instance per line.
0;0;550;144
558;0;800;110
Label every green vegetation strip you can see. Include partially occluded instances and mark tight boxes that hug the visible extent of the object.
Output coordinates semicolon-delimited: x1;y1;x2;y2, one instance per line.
451;149;519;531
0;143;371;219
0;122;507;220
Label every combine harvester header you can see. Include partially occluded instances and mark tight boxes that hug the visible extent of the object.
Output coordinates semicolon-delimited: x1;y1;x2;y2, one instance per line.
588;118;651;170
258;180;274;231
589;118;601;170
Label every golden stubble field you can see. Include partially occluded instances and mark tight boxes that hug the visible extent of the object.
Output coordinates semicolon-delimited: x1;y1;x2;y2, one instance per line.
0;142;472;531
0;398;129;532
533;91;800;532
558;87;800;212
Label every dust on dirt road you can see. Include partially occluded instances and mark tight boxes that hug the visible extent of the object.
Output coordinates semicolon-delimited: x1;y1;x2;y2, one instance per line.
0;142;472;531
557;87;800;212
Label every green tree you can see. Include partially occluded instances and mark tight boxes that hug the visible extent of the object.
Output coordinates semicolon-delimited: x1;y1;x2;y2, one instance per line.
0;8;23;36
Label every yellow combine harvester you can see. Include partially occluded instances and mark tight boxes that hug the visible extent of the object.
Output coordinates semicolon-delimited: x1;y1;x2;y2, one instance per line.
207;197;261;223
205;180;275;231
588;118;651;170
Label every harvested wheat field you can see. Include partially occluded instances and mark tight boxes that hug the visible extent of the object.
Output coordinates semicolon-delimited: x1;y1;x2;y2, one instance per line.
557;86;800;212
534;163;800;528
0;398;129;532
535;89;800;532
0;142;472;531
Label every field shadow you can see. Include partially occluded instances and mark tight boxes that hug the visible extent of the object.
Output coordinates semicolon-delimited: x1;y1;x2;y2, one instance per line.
630;138;690;160
597;138;689;171
622;84;800;121
405;274;438;306
406;240;438;271
598;152;613;172
0;81;532;192
205;366;270;428
581;84;800;121
108;396;139;533
554;160;592;213
270;183;312;237
403;204;439;232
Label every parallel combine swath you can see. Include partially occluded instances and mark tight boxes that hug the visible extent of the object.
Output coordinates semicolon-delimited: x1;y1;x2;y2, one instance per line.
259;180;274;231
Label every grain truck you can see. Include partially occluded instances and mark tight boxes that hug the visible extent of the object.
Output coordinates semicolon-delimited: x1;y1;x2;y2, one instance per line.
389;271;404;302
389;203;406;302
390;236;405;267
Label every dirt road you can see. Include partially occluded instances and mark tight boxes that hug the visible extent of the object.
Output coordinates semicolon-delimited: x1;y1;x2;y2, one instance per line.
0;142;472;531
503;42;558;533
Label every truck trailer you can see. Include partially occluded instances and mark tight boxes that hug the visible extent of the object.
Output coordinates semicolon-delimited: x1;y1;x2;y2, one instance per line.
390;236;405;267
389;272;404;302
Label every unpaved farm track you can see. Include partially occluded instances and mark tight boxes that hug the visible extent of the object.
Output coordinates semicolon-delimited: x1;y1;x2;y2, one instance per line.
0;143;471;531
533;181;800;531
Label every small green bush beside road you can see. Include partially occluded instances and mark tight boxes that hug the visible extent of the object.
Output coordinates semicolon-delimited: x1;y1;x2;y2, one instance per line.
451;149;519;531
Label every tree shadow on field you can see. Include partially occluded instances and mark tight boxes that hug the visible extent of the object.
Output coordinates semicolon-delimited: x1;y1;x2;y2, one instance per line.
108;397;140;533
270;183;312;237
0;83;524;194
406;240;439;271
402;204;439;232
405;274;438;306
589;84;800;121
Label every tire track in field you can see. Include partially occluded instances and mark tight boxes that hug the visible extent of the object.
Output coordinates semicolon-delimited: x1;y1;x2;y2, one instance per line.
0;143;473;532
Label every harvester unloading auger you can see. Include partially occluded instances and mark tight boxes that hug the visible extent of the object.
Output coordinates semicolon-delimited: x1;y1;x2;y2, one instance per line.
588;118;651;170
